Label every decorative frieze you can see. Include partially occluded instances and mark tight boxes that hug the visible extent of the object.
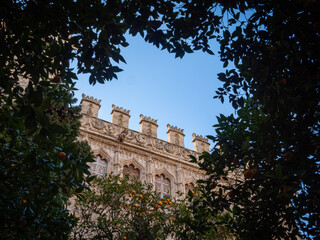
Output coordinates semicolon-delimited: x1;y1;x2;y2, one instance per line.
82;115;201;161
80;94;209;153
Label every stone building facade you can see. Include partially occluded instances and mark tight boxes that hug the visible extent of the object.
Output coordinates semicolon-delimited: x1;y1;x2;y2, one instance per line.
79;94;210;198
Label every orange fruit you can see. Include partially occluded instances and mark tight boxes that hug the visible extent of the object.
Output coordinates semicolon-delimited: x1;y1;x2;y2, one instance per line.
244;169;254;179
252;168;259;176
116;225;119;229
139;194;143;198
18;217;27;227
109;178;112;182
267;46;276;52
158;201;162;206
228;191;236;198
123;237;127;240
283;185;290;196
155;205;160;209
132;190;136;194
283;152;293;160
209;182;216;189
58;152;66;161
21;199;27;204
275;78;286;86
232;157;239;165
119;178;122;182
52;75;61;83
134;204;138;207
129;194;132;197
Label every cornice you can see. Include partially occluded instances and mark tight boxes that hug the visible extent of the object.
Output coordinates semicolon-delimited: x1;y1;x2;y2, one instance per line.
79;115;203;171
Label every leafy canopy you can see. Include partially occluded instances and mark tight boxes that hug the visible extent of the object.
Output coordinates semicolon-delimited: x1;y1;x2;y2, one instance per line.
1;0;319;239
193;1;320;240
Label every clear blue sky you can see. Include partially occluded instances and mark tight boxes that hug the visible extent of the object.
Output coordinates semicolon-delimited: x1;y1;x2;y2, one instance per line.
73;35;234;150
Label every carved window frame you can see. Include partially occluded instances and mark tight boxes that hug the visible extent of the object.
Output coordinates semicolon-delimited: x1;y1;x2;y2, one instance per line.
123;164;141;180
89;154;108;177
155;174;171;198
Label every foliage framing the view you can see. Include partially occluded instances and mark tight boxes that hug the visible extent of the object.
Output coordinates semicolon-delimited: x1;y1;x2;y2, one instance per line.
192;1;320;240
0;79;94;238
1;0;319;239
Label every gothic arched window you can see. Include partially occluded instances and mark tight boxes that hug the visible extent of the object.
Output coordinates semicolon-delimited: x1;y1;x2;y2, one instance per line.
123;164;140;180
185;183;194;194
155;174;171;197
89;155;108;177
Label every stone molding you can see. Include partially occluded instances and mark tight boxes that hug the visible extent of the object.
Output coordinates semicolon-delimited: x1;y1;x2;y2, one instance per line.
81;115;201;161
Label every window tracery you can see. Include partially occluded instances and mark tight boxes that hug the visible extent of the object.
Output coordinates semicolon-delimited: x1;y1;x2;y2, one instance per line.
155;174;171;197
89;155;108;177
123;164;140;180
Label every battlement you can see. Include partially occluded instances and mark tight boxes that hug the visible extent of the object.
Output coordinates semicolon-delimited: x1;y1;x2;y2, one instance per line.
167;124;184;135
81;94;102;105
166;124;185;147
80;94;209;153
140;114;158;125
192;133;210;153
139;114;158;138
111;104;130;116
192;133;209;143
80;94;102;118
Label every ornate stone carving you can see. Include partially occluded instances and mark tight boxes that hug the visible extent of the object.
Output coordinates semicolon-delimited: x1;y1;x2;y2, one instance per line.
155;174;171;197
118;129;128;142
92;118;105;130
79;99;208;198
123;164;140;180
